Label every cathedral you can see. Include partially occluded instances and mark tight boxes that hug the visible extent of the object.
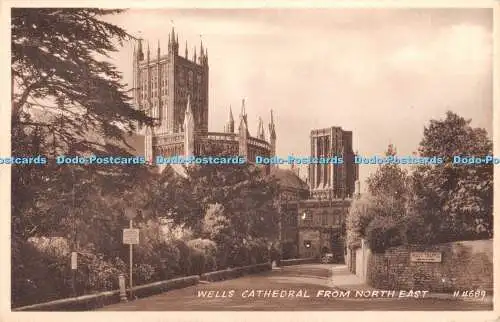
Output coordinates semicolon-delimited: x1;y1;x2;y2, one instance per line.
128;28;360;262
132;28;275;164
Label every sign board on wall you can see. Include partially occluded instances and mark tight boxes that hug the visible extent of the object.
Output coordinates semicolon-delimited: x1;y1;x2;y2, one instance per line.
410;252;442;263
123;228;140;245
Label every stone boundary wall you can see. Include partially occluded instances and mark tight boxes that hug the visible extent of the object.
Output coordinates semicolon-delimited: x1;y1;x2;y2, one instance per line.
13;262;279;311
367;239;493;292
200;263;271;282
13;258;319;311
12;275;200;312
280;257;317;266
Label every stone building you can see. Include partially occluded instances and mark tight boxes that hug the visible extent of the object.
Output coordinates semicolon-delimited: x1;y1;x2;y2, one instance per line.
131;28;275;164
270;167;310;259
296;126;360;261
297;199;351;260
126;28;361;263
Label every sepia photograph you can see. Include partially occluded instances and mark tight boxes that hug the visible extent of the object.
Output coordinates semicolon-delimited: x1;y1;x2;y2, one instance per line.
3;1;498;319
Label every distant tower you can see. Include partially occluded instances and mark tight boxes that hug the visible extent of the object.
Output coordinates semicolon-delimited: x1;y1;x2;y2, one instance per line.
183;95;195;157
238;99;249;158
308;127;357;199
268;110;276;157
226;106;234;133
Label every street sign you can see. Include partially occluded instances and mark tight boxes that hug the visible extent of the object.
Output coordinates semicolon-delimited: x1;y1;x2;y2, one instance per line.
124;208;137;220
123;228;140;244
410;252;442;263
71;252;77;270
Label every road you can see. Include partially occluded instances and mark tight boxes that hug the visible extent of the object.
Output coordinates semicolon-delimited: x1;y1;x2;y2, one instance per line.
98;264;493;311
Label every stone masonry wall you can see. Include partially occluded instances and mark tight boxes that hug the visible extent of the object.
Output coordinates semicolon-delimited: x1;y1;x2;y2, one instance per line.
366;239;493;292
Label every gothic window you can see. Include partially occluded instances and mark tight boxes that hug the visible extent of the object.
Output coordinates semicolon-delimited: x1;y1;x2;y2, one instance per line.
179;69;185;85
302;212;312;224
321;213;327;226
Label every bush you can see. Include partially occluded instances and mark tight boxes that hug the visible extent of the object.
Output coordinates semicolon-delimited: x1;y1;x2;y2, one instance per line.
12;238;69;308
171;239;192;276
281;241;298;260
187;239;217;257
230;245;251;267
365;216;403;253
403;213;434;245
189;249;206;275
346;194;376;249
77;253;126;293
133;239;181;284
247;239;269;264
187;238;218;273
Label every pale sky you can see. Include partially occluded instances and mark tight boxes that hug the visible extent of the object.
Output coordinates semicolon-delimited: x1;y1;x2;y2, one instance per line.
103;8;493;187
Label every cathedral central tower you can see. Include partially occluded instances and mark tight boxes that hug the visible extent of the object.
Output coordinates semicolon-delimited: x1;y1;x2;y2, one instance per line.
132;28;275;166
133;28;209;160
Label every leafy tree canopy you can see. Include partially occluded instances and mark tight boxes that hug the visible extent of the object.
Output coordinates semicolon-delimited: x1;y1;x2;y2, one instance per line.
413;111;493;241
11;9;153;241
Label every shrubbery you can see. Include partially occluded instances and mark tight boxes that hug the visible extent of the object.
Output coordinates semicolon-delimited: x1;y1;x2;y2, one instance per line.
281;240;298;260
12;234;223;308
12;237;69;307
365;216;403;253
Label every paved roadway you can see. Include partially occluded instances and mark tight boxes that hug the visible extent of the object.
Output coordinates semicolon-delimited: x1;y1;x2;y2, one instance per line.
98;264;493;311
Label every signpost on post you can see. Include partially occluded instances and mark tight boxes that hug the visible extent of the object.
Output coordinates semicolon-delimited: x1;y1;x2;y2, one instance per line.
124;208;139;299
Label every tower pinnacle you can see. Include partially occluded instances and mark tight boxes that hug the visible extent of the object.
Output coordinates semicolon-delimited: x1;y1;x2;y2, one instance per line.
269;109;276;157
183;95;195;157
240;99;246;118
136;38;144;61
257;117;265;140
226;105;234;133
171;27;176;43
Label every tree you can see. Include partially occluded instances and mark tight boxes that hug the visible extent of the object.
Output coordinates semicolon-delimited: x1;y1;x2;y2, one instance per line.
11;9;153;240
345;194;376;249
202;203;231;241
412;111;493;242
177;145;280;266
366;144;410;220
346;144;409;252
184;145;280;240
11;9;150;139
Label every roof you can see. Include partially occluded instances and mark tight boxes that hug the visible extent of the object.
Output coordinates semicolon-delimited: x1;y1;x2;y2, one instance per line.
270;167;309;191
